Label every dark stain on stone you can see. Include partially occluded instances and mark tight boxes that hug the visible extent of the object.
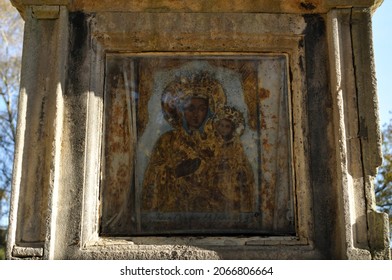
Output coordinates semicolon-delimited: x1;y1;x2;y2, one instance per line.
300;1;316;11
69;12;89;63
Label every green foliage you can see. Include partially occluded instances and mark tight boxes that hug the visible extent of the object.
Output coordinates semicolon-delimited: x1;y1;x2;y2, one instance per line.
0;247;5;260
375;118;392;239
0;227;5;260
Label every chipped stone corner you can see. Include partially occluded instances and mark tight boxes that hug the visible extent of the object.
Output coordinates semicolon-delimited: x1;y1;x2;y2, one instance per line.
367;210;391;260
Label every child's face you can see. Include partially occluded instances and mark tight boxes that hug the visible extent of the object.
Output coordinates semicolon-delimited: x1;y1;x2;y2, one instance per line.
217;118;234;140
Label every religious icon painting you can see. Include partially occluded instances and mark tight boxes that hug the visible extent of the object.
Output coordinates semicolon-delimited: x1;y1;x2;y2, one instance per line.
100;54;295;236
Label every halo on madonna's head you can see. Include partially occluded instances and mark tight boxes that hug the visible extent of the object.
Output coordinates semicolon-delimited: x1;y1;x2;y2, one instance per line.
161;71;226;128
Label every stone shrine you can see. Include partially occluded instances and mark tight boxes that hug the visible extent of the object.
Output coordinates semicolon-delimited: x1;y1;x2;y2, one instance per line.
7;0;391;259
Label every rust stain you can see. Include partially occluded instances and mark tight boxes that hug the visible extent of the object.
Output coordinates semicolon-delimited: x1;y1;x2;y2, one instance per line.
261;182;275;228
260;118;267;130
259;88;270;100
262;138;272;152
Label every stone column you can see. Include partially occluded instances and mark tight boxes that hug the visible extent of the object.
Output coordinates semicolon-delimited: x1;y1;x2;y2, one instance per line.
327;7;390;259
7;5;68;260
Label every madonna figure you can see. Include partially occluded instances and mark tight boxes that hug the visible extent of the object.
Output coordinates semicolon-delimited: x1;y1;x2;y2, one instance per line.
141;73;226;212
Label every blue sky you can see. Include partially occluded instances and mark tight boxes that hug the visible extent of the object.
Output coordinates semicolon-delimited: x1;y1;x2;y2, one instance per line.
373;1;392;127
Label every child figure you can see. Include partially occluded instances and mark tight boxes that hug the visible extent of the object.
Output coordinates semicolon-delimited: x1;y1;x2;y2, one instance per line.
211;106;255;213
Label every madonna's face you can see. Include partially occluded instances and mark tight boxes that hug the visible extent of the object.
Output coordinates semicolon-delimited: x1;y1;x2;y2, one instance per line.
183;97;208;130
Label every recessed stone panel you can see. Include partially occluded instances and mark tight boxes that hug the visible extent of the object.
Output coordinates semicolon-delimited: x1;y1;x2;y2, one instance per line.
101;54;294;236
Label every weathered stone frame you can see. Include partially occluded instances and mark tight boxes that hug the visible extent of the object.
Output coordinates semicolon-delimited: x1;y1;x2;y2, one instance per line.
81;12;314;259
6;1;390;260
327;8;390;259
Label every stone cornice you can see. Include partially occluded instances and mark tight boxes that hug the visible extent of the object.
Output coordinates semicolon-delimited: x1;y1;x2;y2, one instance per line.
10;0;384;18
